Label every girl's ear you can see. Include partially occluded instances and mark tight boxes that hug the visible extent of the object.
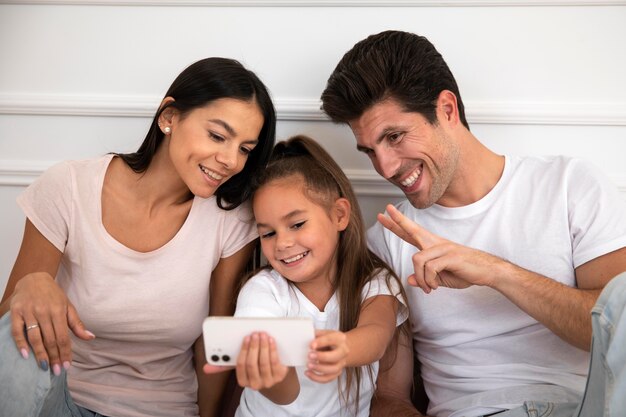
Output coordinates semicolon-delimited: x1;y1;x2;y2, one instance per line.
333;197;351;232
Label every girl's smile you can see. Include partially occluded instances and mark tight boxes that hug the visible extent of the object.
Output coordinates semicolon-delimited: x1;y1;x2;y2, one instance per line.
280;251;309;265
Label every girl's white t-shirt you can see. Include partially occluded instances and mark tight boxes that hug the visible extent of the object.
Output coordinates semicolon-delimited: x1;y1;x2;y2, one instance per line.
234;268;408;417
17;155;258;417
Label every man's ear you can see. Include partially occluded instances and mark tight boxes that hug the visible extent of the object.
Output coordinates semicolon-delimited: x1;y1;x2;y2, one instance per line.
333;197;351;232
436;90;460;127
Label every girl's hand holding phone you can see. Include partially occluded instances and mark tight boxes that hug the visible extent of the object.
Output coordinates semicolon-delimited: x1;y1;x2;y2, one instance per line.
305;330;349;383
236;332;289;390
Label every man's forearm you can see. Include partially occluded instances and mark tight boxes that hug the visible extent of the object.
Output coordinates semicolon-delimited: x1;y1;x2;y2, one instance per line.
493;264;596;350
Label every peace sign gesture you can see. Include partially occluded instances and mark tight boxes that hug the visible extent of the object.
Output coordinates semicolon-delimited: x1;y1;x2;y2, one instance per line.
377;204;506;293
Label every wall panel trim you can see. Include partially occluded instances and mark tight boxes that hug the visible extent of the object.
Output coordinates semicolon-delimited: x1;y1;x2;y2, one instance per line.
2;162;625;200
2;1;625;6
1;94;626;126
0;161;52;187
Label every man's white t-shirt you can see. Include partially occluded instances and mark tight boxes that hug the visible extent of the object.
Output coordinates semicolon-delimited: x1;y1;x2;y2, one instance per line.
368;155;626;417
17;155;258;417
234;268;408;417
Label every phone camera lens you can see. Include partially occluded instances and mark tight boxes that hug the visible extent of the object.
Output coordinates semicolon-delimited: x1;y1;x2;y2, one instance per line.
221;355;230;362
211;355;220;362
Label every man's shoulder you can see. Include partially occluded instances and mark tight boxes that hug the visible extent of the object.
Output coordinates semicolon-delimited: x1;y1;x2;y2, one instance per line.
511;154;585;173
506;155;596;189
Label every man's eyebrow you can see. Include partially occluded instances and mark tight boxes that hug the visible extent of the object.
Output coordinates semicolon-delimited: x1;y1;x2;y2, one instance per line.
377;126;400;143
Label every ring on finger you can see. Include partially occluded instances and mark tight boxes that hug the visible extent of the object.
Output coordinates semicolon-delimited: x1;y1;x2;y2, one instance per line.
26;323;40;331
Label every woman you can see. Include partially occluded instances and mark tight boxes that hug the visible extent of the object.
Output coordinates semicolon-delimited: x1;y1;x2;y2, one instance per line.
0;57;276;417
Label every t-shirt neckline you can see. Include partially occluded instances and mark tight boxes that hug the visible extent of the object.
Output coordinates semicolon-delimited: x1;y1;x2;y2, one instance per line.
424;155;514;220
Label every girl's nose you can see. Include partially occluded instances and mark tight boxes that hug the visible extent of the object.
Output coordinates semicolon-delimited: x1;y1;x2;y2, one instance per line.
276;234;294;251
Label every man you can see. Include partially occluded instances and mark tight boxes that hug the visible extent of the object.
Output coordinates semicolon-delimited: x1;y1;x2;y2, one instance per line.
321;30;626;417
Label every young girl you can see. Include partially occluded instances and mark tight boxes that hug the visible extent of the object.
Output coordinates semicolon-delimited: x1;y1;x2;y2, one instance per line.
0;57;275;417
232;135;408;416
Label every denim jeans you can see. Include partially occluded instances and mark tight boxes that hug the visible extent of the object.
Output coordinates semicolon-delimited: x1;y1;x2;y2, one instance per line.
0;313;105;417
493;271;626;417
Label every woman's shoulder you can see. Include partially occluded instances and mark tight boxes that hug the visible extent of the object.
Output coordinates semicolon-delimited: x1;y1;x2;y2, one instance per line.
59;154;114;174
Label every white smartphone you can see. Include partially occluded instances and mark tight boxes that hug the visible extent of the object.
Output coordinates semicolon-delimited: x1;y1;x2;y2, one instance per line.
202;317;315;367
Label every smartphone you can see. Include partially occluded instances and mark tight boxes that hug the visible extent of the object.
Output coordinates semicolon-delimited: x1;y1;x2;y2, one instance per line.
202;317;315;367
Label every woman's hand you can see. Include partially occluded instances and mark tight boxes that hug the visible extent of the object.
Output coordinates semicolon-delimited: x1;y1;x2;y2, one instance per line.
9;272;94;373
305;329;349;383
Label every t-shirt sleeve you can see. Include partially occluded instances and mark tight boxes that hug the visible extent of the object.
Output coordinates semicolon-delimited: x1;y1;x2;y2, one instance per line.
16;161;73;252
220;201;258;258
361;269;409;327
235;271;286;318
567;159;626;267
367;219;394;266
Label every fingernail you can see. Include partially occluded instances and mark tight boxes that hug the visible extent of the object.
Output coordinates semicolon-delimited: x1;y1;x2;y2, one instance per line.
85;330;95;338
40;360;49;371
63;361;71;370
20;348;29;359
53;364;61;376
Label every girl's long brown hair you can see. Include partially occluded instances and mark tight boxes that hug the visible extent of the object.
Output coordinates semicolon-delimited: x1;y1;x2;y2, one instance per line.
251;135;406;412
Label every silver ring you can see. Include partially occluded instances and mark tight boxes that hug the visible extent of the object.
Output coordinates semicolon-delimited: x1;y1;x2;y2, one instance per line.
26;323;40;331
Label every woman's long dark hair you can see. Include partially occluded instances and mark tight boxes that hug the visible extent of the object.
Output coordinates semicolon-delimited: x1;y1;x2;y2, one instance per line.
117;57;276;210
251;135;407;412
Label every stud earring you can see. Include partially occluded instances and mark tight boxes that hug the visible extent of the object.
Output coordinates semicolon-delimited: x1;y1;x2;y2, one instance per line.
163;126;171;134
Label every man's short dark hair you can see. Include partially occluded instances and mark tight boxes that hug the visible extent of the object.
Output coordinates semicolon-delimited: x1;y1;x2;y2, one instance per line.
321;30;469;129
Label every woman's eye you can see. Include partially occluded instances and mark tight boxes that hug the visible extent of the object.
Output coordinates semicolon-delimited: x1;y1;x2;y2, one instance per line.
240;146;253;155
209;132;225;142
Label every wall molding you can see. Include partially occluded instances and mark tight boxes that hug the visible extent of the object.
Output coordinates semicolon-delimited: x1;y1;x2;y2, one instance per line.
0;161;52;187
1;93;626;126
2;0;625;6
1;162;625;200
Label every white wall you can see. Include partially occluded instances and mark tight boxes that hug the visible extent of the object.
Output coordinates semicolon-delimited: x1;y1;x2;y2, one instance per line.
1;1;625;294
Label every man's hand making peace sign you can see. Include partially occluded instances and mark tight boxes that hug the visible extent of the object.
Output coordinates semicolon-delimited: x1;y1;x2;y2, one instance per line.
378;204;504;293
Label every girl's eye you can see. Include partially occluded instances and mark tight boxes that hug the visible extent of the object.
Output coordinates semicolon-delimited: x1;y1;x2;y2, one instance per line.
260;230;275;239
291;221;306;230
240;146;253;155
